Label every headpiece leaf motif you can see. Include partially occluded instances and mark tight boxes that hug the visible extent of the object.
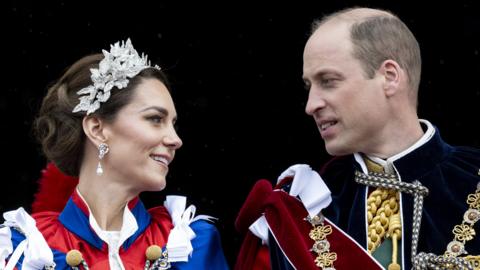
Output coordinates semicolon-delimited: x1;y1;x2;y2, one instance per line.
72;38;160;115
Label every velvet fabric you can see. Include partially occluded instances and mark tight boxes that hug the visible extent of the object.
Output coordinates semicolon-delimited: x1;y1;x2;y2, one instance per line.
321;128;480;269
235;179;383;270
235;127;480;269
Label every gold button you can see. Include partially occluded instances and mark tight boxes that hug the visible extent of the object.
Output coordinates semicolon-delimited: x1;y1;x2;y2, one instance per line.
66;249;83;267
146;245;162;261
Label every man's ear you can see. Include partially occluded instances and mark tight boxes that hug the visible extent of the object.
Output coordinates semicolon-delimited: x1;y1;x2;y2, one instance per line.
379;59;402;97
82;116;108;147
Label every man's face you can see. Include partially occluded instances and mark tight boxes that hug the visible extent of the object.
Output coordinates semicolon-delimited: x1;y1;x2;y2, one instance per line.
302;20;390;156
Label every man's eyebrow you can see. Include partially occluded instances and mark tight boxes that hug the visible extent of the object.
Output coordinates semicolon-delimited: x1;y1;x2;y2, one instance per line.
303;69;343;82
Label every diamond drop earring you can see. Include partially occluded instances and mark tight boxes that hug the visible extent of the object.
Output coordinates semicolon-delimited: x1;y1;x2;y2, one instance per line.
96;143;109;176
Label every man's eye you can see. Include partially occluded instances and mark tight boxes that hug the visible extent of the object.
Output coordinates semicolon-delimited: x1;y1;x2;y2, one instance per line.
303;81;311;91
321;78;337;87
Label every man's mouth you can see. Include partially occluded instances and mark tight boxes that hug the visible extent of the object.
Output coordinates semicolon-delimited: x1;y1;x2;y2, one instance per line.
320;121;337;131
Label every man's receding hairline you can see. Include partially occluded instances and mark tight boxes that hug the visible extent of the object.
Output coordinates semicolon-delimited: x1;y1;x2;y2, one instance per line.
319;8;396;30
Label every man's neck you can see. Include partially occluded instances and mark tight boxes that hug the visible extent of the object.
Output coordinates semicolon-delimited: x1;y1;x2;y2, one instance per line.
366;117;425;159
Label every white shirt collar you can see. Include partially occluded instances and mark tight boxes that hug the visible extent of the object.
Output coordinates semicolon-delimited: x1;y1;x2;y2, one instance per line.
76;189;138;250
354;119;435;175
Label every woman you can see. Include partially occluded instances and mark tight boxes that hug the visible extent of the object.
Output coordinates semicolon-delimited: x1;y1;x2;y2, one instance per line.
0;39;229;269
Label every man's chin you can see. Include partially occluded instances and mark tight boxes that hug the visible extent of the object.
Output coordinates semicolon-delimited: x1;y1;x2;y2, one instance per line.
325;143;352;156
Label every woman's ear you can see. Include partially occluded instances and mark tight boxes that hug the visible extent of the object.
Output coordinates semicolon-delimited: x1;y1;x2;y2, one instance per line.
379;59;402;97
82;116;108;147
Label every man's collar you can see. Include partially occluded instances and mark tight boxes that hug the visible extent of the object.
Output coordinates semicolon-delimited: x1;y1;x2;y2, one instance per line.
354;120;451;181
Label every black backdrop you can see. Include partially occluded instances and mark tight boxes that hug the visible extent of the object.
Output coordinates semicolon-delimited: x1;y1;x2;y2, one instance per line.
3;1;480;267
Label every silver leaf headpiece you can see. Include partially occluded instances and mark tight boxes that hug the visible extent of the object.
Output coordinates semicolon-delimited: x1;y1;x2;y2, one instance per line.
72;38;160;115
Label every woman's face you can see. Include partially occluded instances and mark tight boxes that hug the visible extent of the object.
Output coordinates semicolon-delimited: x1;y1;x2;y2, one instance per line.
102;78;182;193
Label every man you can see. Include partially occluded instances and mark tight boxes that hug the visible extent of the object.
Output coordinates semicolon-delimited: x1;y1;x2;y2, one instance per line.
235;7;480;270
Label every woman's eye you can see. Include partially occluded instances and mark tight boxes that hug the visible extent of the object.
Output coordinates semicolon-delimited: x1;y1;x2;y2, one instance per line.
146;115;163;123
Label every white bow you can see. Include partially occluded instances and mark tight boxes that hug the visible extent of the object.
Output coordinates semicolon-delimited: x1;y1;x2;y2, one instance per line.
164;196;214;262
249;164;332;241
2;208;54;270
0;225;13;270
249;216;269;244
277;164;332;218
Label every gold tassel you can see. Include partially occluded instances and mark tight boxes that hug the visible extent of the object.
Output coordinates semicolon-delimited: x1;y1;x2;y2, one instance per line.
388;213;402;270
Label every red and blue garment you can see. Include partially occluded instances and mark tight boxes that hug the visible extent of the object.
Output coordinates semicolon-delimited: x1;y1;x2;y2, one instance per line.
2;165;229;269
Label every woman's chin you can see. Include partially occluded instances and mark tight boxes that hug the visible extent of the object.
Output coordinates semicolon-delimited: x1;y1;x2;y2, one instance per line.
140;177;167;192
150;181;166;192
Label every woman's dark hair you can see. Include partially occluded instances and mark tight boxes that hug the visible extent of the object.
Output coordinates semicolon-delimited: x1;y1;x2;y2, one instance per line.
34;53;170;176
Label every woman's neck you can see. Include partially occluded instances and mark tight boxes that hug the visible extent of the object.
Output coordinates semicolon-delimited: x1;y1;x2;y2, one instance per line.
77;170;137;231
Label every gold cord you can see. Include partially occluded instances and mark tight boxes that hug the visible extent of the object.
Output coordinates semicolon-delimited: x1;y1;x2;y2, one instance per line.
364;157;402;270
388;213;402;270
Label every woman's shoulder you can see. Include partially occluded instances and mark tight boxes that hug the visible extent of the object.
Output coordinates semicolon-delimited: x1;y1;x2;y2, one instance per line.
148;205;173;224
152;195;228;267
147;200;221;244
135;196;229;268
190;218;218;231
189;216;222;247
1;208;58;269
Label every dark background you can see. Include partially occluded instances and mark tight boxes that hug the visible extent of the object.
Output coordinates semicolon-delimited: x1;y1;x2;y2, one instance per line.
2;0;480;267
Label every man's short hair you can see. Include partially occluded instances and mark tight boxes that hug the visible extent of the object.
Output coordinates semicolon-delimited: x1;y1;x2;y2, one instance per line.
312;8;422;96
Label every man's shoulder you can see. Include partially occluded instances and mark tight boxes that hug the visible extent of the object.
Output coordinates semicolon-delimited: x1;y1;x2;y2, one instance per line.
451;145;480;160
320;155;355;174
440;144;480;181
319;155;356;183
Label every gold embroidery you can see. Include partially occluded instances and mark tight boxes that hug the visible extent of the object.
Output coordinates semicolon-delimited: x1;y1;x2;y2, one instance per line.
309;224;333;240
444;181;480;269
314;252;337;268
467;193;480;210
453;224;476;242
306;214;337;269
